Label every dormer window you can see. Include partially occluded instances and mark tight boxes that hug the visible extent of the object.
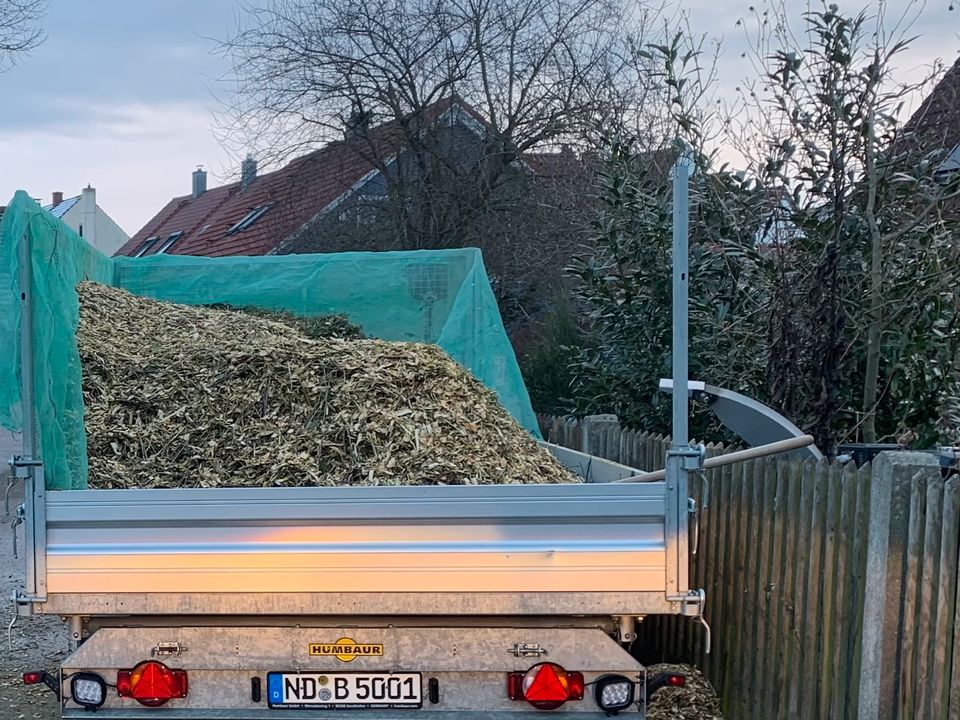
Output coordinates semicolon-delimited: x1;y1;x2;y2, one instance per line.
226;203;273;235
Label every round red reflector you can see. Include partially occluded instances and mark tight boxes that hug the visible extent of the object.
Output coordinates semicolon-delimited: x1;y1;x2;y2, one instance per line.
667;674;686;687
116;661;188;707
522;662;576;710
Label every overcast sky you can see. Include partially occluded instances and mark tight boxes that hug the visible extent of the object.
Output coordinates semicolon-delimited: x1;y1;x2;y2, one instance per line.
0;0;956;237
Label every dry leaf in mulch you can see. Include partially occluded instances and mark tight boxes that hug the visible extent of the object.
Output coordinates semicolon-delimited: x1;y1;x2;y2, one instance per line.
78;282;578;489
647;664;723;720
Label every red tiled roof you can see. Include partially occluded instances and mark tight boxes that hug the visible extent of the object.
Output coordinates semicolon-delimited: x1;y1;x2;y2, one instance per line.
118;140;398;258
118;97;583;258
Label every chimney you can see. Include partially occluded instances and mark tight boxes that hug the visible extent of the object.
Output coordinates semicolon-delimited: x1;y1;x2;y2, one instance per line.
192;166;207;199
51;191;63;206
241;155;257;189
345;108;372;140
80;185;96;247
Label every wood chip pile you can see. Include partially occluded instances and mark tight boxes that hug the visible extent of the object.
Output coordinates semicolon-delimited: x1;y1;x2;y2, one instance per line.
204;303;364;340
646;664;723;720
78;283;578;489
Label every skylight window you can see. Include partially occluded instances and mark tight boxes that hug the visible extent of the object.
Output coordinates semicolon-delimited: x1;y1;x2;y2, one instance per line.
936;143;960;179
133;236;160;258
156;231;183;254
226;203;273;235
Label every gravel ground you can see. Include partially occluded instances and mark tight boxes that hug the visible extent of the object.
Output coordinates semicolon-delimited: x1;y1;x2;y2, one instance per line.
646;664;723;719
1;431;66;719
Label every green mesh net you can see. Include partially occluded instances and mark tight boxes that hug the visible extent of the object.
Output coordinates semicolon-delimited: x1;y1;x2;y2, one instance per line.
0;191;539;489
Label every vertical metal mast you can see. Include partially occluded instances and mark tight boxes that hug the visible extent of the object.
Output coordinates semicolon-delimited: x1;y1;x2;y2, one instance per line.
671;148;692;449
664;142;706;638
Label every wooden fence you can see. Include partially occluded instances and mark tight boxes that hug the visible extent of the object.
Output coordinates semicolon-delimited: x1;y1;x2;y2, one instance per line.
538;415;960;720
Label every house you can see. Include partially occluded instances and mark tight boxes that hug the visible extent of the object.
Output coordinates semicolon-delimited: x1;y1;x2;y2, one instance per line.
43;186;129;256
116;99;586;262
903;55;960;185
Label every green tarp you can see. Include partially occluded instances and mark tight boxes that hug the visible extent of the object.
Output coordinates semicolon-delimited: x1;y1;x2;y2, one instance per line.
0;191;539;489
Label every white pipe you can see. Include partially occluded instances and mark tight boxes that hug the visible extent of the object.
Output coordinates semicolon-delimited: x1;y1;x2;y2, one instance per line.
614;435;816;483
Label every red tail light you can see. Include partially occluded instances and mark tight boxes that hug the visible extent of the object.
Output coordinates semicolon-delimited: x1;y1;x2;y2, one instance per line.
507;662;585;710
667;673;686;687
22;672;43;685
117;661;188;707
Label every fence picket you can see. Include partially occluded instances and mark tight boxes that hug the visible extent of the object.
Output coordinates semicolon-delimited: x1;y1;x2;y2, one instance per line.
775;460;803;720
707;462;734;693
817;461;842;718
929;476;959;720
829;463;856;720
742;458;766;713
758;458;782;718
721;460;748;713
787;461;816;717
900;473;929;719
844;466;871;720
914;477;945;719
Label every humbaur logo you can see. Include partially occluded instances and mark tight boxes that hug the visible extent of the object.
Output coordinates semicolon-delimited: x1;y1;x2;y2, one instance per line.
309;637;384;662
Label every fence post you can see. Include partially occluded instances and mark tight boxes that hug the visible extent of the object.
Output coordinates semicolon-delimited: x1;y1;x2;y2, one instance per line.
579;414;619;457
858;451;939;720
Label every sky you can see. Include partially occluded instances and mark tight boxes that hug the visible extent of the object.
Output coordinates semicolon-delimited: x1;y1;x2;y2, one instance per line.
0;0;957;237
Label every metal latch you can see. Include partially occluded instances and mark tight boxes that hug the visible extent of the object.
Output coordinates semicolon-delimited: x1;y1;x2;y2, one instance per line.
666;589;711;654
152;642;187;657
10;504;24;558
511;643;547;658
688;497;699;556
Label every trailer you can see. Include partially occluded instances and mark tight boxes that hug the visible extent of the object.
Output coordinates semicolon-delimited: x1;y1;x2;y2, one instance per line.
11;444;704;717
0;180;714;718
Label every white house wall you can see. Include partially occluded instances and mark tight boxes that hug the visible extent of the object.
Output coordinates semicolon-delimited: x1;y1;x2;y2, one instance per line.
61;205;129;256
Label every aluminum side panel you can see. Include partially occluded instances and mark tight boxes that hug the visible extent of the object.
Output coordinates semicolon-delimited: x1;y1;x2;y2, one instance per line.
44;483;669;598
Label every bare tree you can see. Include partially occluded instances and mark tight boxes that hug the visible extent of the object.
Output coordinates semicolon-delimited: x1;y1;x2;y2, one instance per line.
0;0;45;71
216;0;667;236
219;0;640;160
216;0;665;322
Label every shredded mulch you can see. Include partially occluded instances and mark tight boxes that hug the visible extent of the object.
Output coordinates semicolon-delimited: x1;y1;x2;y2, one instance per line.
646;664;723;719
78;283;577;489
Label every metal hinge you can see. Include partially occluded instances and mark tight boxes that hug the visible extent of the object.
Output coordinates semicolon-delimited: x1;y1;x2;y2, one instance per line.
11;456;43;477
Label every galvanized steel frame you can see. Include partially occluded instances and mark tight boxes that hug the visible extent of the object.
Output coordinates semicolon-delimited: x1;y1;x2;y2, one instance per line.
17;227;47;606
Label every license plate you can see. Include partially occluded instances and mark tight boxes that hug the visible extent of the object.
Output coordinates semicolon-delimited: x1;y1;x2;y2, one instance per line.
267;672;422;709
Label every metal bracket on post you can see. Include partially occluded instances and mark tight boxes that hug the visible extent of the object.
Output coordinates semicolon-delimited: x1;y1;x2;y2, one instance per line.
664;446;704;597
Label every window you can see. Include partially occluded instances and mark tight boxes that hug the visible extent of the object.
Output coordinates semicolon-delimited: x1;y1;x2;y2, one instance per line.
936;143;960;181
156;231;183;254
226;203;273;235
133;236;160;257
